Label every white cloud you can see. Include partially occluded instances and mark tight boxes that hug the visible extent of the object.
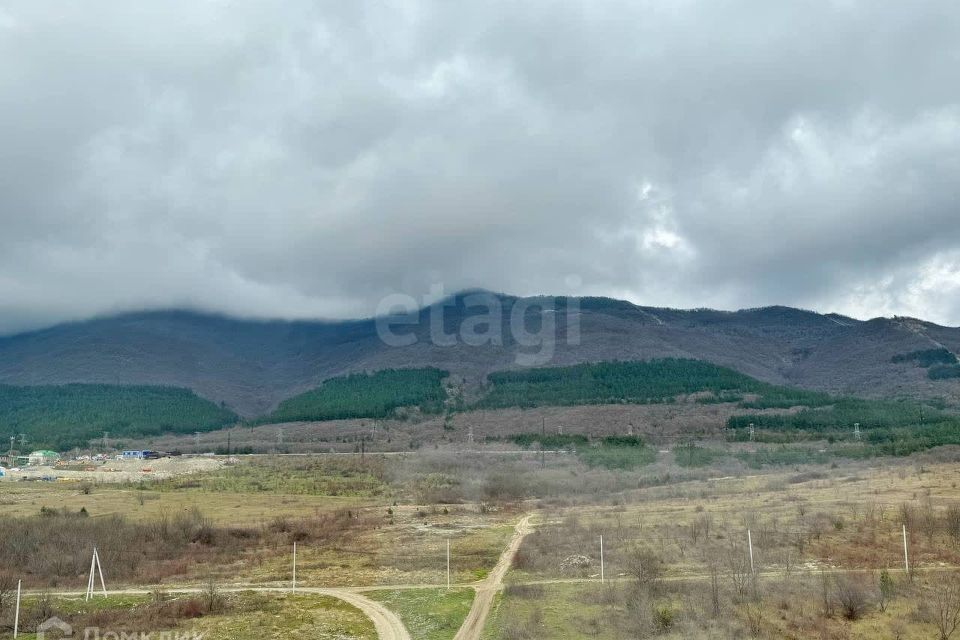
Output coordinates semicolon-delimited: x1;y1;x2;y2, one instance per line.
1;0;960;332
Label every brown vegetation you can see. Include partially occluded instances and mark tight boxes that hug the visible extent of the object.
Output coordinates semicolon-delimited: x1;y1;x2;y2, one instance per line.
0;506;377;588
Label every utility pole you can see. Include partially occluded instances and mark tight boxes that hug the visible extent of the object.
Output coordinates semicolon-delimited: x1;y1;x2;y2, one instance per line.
18;433;26;450
8;436;14;456
292;542;297;593
86;547;107;601
446;539;451;590
103;431;109;451
600;535;605;584
13;579;20;638
853;423;861;441
540;417;546;467
903;525;910;577
226;431;231;456
747;529;755;574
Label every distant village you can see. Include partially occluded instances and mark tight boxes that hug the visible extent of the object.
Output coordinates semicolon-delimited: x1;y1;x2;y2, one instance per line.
0;448;164;475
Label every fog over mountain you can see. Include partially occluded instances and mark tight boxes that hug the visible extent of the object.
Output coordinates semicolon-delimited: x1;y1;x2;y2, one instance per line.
1;292;958;417
2;2;960;334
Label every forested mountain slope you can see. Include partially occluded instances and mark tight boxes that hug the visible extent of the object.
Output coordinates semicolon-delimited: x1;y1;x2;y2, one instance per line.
0;384;236;450
0;291;958;416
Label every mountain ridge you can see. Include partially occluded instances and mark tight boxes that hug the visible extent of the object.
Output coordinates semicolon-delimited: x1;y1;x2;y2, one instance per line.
1;291;957;416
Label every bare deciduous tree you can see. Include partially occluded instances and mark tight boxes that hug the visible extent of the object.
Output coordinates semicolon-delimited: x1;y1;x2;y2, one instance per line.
627;547;663;592
691;512;712;544
929;572;960;640
820;568;834;618
899;502;917;530
0;574;15;614
708;560;722;618
727;543;751;599
921;498;940;544
743;598;763;637
834;576;870;621
945;504;960;546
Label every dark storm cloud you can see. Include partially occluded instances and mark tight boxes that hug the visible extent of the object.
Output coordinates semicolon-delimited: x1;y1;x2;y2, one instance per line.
2;0;960;333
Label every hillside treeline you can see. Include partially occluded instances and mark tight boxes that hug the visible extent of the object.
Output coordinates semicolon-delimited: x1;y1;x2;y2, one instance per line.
891;347;957;367
0;384;236;450
728;397;944;432
262;367;448;423
477;359;776;409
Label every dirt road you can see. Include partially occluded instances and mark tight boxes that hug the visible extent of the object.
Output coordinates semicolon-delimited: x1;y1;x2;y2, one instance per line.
39;586;410;640
453;514;534;640
316;588;411;640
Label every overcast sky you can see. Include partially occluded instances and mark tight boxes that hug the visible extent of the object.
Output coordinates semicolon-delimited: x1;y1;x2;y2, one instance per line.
2;1;960;334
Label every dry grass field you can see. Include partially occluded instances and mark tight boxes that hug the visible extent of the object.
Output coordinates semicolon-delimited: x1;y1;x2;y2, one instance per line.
489;454;960;639
127;400;742;454
2;591;378;639
5;445;960;638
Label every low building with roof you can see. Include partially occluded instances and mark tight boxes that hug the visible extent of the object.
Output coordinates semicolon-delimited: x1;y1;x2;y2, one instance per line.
28;450;60;466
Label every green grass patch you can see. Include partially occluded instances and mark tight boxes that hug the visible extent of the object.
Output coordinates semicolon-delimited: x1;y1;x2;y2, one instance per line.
481;583;634;640
673;443;725;467
507;433;656;470
185;592;376;640
509;433;589;449
367;587;474;640
153;456;389;497
10;592;372;640
695;391;744;404
735;446;832;468
577;437;656;470
737;388;833;409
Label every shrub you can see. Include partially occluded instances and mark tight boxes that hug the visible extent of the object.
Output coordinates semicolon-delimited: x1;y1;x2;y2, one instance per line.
674;443;722;467
628;548;664;591
879;569;895;612
892;348;957;367
930;365;960;380
834;576;869;620
653;604;676;631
